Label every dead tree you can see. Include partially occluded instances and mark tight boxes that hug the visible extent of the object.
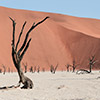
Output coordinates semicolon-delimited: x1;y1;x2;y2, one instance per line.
9;16;49;89
50;65;54;73
23;62;28;73
37;66;40;73
0;69;2;73
2;64;6;75
33;66;36;73
50;64;58;74
70;60;78;72
76;69;90;74
76;56;97;74
53;64;58;74
89;55;96;73
30;66;33;73
65;64;70;72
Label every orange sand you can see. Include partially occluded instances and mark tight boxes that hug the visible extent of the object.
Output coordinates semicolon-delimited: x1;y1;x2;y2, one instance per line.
0;6;100;71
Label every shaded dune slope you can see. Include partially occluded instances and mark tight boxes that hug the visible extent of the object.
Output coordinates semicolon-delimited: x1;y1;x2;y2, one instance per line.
0;6;100;71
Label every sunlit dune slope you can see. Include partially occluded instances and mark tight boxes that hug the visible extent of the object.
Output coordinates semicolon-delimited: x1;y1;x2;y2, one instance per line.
0;6;100;71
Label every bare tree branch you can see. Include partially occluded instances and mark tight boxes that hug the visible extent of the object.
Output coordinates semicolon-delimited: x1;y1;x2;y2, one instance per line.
15;21;27;51
9;17;16;48
20;38;31;61
18;16;49;55
70;60;79;72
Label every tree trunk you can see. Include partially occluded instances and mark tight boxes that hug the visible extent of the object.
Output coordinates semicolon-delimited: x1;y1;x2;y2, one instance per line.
89;65;92;73
12;50;33;89
72;67;75;72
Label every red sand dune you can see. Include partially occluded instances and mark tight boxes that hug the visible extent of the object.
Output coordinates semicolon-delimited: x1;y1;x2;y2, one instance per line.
0;6;100;71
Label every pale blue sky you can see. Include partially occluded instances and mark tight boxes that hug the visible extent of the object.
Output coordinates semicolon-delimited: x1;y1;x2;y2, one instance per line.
0;0;100;19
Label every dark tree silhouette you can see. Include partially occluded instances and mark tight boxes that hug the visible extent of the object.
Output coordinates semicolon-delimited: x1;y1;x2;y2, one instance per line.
65;64;70;72
33;66;36;73
70;60;79;72
76;55;97;74
9;16;49;89
89;55;96;73
37;66;40;73
0;69;2;73
2;64;6;75
30;66;33;73
50;64;58;74
23;62;28;73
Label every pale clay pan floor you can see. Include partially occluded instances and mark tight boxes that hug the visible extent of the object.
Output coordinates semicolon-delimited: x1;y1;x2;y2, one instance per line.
0;71;100;100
